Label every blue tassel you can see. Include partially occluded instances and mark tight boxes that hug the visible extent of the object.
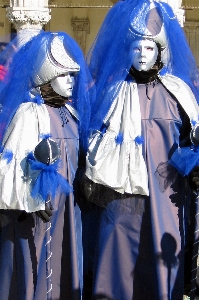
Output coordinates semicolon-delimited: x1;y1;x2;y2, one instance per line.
115;132;124;145
0;145;13;164
39;133;52;140
191;119;197;127
34;95;44;105
1;149;13;164
28;153;72;203
134;135;144;145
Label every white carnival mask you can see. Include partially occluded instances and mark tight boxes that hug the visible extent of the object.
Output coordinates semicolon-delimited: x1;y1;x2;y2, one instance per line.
50;73;75;97
130;39;158;71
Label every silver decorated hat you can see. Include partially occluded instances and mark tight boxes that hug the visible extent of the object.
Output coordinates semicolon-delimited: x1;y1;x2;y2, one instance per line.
34;34;80;86
129;1;167;49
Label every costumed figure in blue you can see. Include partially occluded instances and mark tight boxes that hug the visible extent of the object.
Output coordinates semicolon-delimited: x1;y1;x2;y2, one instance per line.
0;30;93;300
81;0;199;299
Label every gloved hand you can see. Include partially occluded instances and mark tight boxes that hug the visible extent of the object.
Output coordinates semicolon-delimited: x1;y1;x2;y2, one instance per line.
190;166;199;190
36;203;53;223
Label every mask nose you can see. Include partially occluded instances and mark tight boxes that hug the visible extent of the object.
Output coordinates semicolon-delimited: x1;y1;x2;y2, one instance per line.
66;74;73;83
140;46;146;58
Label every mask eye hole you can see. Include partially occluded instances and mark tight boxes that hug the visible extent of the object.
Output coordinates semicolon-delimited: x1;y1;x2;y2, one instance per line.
69;72;76;77
133;47;140;52
57;74;67;78
146;47;154;51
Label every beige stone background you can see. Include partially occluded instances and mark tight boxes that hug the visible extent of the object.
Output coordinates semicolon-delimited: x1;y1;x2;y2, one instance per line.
0;0;198;64
182;0;199;67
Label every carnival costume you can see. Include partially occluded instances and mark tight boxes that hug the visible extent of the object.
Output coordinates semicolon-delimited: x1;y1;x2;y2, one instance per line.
0;31;93;300
82;1;199;299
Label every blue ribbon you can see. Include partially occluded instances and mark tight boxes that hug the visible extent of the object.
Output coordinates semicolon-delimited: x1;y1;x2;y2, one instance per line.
28;152;72;202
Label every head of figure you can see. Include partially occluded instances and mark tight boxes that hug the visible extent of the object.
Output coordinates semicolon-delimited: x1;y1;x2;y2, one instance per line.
33;34;80;100
130;39;159;72
128;3;167;81
129;3;167;64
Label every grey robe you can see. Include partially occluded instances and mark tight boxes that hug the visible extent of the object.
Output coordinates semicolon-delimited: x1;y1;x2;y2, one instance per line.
83;76;198;300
